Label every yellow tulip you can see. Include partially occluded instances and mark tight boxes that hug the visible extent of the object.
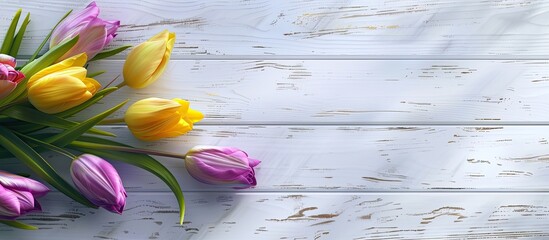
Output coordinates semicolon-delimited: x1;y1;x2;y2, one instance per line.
27;53;101;114
123;30;175;89
124;97;203;141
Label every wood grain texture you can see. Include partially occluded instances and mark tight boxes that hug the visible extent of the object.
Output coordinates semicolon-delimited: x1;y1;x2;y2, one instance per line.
5;125;549;191
78;59;549;123
2;192;549;239
3;0;549;56
2;0;549;238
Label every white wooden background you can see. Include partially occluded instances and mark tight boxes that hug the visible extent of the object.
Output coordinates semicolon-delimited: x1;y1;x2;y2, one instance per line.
3;0;549;239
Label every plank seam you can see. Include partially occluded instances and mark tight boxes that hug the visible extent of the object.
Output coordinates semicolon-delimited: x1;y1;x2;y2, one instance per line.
46;190;549;194
100;123;549;127
15;56;549;60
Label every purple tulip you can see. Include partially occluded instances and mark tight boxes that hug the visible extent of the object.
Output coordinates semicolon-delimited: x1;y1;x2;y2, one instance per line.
0;54;24;99
70;154;127;214
184;146;261;188
50;2;120;61
0;171;49;219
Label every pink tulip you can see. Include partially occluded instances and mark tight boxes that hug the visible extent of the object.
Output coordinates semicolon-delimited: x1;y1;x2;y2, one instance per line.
0;171;49;219
70;154;127;214
0;54;24;99
50;2;120;61
184;146;261;188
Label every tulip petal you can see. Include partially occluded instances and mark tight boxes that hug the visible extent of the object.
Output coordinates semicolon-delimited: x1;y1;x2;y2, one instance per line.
122;30;175;89
28;53;87;86
123;39;166;88
40;67;87;82
0;64;9;80
125;98;180;127
233;170;258;187
28;75;94;114
0;170;50;197
191;146;241;156
188;154;249;177
12;191;35;214
104;20;120;45
146;31;175;87
82;77;101;95
0;54;16;67
247;158;261;168
186;156;251;185
0;80;17;99
125;97;202;141
0;186;21;219
50;2;119;62
60;18;108;60
184;146;260;188
6;68;25;84
50;2;99;47
173;98;189;112
71;154;126;214
186;108;204;123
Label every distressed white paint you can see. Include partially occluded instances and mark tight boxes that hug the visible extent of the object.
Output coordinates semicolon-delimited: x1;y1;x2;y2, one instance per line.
80;59;549;123
6;125;549;192
1;0;548;239
2;0;549;56
3;192;549;239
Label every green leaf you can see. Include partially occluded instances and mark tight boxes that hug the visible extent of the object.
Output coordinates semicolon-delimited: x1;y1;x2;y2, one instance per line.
0;126;96;208
9;13;30;57
47;100;127;147
87;70;106;78
1;9;22;54
69;136;186;224
3;105;116;137
89;45;132;62
0;35;79;107
56;87;118;118
14;132;77;160
0;220;38;230
28;10;72;62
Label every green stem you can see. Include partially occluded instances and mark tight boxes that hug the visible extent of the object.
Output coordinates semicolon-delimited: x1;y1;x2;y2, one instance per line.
101;74;119;89
0;97;28;112
115;81;126;89
99;117;125;124
0;220;37;230
70;141;186;159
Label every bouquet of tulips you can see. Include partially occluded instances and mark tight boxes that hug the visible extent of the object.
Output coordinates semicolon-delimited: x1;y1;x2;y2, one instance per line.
0;2;260;230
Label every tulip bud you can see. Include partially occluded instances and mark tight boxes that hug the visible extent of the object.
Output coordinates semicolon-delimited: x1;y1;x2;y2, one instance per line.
123;30;175;89
27;53;101;114
50;2;120;61
0;54;25;99
70;154;127;214
0;170;49;219
184;146;261;188
124;97;203;141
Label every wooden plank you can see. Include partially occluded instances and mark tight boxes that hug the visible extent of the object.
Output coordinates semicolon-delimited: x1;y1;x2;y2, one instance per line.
5;125;549;191
75;59;549;123
2;192;549;239
3;0;549;56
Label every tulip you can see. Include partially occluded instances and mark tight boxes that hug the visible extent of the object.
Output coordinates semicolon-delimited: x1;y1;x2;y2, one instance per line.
184;146;261;188
50;2;120;61
70;154;127;214
123;30;175;89
124;97;203;141
0;54;24;99
27;53;101;114
0;170;49;219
